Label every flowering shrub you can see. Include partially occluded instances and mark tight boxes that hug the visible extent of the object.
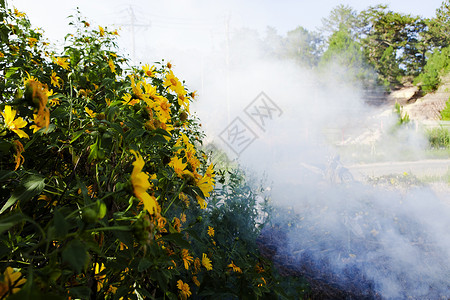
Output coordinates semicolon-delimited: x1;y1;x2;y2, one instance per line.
0;3;307;299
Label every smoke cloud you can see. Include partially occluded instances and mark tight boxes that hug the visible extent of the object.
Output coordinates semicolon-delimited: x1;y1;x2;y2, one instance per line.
184;28;450;299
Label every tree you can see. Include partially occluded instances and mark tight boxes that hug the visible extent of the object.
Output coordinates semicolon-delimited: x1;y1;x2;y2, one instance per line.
283;26;323;67
358;5;428;87
320;4;358;37
319;26;376;87
427;0;450;48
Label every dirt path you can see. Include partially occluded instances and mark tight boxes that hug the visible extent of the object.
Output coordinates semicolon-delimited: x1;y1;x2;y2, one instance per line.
347;159;450;180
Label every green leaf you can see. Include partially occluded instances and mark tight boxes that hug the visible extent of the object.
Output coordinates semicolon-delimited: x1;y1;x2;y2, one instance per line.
5;67;19;79
0;213;27;234
87;139;99;163
97;200;107;219
135;287;153;298
70;130;85;143
0;140;12;154
53;209;69;237
68;286;91;299
0;169;14;182
62;239;88;273
159;233;190;248
137;257;152;272
0;174;45;214
185;228;202;242
113;224;133;248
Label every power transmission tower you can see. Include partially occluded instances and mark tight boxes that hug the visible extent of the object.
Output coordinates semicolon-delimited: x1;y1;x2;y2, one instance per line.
114;6;151;63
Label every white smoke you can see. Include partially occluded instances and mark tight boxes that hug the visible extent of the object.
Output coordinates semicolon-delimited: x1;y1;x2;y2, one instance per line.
186;30;450;299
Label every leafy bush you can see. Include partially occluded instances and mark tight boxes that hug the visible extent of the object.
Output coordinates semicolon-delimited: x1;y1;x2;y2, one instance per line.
441;96;450;120
414;46;450;93
394;102;410;126
427;126;450;149
0;4;307;300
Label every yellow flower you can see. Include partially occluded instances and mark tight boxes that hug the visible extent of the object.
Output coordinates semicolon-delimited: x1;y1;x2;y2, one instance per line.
94;263;106;292
142;64;156;77
227;261;242;273
29;114;44;133
38;194;57;206
179;192;190;207
160;122;174;140
157;216;167;233
196;195;207;209
196;176;214;198
177;91;190;113
13;8;26;17
50;71;61;88
121;93;139;106
0;52;4;58
163;70;181;93
255;263;265;273
204;163;215;185
130;150;157;214
85;107;97;118
27;37;37;47
143;83;165;103
193;257;201;274
177;280;191;300
180;213;186;223
0;267;27;298
195;164;215;204
154;98;171;123
12;140;24;170
108;59;116;73
112;29;119;36
207;226;214;237
192;276;200;287
53;57;69;70
48;98;60;107
181;249;193;270
105;98;111;106
168;260;176;270
173;217;181;233
99;26;105;37
168;156;189;178
25;78;50;130
201;253;212;271
257;277;266;287
130;76;145;100
0;106;29;139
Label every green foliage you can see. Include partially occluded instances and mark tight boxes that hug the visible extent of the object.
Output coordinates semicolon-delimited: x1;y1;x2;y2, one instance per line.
414;46;450;93
358;5;428;87
379;46;402;87
284;26;323;67
427;0;450;48
320;4;358;36
0;5;308;299
441;97;450;120
427;126;450;149
394;102;410;125
318;26;376;87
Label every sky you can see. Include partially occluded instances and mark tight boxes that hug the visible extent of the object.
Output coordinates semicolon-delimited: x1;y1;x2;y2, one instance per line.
10;0;446;57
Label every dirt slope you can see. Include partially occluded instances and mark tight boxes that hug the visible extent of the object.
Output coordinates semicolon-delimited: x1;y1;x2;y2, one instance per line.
391;74;450;121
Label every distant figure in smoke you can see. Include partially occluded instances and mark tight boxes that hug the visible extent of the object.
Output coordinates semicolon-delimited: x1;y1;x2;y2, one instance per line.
325;154;354;184
299;154;354;184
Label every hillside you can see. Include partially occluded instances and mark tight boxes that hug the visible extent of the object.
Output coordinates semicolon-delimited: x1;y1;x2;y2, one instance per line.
390;75;450;121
